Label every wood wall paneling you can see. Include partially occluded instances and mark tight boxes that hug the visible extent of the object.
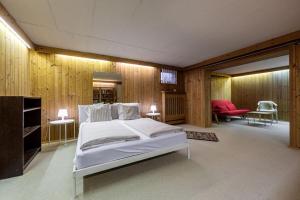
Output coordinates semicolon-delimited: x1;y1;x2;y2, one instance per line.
0;20;30;96
30;53;115;142
184;68;211;127
231;70;289;121
116;62;161;114
289;45;300;148
211;75;231;100
30;54;184;143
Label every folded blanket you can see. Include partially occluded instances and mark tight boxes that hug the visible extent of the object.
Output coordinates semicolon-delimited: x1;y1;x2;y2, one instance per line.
124;118;183;137
80;121;140;150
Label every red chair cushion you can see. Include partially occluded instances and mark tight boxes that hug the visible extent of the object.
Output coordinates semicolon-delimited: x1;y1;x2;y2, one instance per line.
226;103;237;111
215;105;228;112
211;100;231;112
211;99;250;116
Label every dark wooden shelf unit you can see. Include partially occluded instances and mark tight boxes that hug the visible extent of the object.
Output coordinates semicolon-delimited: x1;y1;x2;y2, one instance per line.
24;125;41;138
0;96;41;179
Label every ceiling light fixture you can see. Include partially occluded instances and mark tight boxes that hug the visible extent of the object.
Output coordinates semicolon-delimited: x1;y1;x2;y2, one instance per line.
56;54;109;63
0;16;31;49
117;62;153;68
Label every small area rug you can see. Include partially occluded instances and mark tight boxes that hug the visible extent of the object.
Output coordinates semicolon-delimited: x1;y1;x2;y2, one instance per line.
185;130;219;142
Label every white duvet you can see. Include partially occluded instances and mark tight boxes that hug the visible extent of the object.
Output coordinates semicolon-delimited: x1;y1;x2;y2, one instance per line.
124;118;184;137
79;121;140;150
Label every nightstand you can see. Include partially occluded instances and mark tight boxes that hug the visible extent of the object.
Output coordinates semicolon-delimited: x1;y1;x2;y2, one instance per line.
146;112;161;121
48;119;76;144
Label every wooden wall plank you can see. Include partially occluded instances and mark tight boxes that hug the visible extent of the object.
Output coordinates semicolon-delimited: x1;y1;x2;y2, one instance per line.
289;45;300;148
29;54;114;142
211;75;231;100
0;21;30;97
184;68;211;127
115;63;161;114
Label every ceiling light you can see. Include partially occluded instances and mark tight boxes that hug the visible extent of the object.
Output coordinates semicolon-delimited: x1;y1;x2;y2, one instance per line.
117;62;153;68
56;54;109;63
0;16;31;49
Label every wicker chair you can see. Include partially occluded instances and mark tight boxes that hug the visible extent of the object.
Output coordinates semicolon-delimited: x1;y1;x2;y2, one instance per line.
257;101;278;123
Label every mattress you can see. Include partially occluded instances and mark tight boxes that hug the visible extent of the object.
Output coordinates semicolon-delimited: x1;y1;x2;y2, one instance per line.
74;120;187;170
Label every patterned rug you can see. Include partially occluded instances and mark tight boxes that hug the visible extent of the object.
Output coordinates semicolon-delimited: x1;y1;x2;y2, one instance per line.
185;130;219;142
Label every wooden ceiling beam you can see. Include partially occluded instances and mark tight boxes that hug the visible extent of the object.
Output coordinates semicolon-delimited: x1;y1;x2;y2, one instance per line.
206;46;289;72
231;65;289;77
185;31;300;71
210;72;231;78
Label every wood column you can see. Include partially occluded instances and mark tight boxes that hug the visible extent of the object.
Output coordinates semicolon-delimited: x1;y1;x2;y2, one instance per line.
289;45;300;148
184;68;211;127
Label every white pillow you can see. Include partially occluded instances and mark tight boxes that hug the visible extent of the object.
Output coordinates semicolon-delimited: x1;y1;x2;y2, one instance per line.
78;103;104;123
88;104;112;122
111;103;120;120
118;103;140;120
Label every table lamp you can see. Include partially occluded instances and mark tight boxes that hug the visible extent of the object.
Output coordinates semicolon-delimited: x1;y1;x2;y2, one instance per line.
150;104;157;114
58;109;68;121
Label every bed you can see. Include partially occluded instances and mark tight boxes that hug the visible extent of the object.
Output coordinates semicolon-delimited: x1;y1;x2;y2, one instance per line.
73;106;190;196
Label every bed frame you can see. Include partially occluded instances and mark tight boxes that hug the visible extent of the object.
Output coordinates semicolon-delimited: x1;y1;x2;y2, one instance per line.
73;142;190;196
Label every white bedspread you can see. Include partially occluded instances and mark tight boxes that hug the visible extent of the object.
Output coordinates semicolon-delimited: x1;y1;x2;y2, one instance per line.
124;118;184;137
80;121;140;150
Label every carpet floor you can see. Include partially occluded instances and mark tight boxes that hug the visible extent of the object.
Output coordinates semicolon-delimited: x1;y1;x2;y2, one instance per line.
1;120;300;200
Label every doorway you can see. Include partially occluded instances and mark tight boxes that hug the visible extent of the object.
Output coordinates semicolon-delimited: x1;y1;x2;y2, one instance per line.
208;52;291;146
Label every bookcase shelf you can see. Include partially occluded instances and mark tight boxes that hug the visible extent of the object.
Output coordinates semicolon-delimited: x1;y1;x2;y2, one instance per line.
23;147;41;170
23;107;41;112
24;125;41;138
0;96;41;179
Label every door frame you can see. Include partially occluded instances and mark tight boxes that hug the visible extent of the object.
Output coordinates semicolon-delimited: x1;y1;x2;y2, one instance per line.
202;47;298;147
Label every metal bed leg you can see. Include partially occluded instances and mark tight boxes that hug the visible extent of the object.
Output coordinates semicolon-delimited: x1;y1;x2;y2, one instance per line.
74;174;83;197
187;145;191;159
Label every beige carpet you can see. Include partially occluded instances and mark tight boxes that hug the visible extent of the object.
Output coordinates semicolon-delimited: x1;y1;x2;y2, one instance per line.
1;120;300;200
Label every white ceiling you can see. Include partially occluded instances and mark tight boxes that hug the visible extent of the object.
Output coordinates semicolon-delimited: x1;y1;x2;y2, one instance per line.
214;55;289;75
1;0;300;67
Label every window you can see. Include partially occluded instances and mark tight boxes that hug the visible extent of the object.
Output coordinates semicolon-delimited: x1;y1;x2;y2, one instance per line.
160;69;177;84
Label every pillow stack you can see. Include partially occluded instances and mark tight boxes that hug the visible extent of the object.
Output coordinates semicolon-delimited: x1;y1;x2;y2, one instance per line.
78;102;141;123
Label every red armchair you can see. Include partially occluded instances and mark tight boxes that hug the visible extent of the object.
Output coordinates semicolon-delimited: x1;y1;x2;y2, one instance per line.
211;100;250;123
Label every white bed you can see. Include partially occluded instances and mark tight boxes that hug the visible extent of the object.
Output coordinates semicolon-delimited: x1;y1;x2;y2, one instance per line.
73;111;190;196
75;120;187;170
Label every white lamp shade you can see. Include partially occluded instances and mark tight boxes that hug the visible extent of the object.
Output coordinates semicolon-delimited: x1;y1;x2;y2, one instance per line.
58;109;68;120
150;105;157;113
